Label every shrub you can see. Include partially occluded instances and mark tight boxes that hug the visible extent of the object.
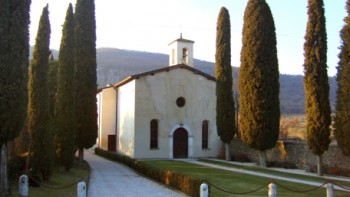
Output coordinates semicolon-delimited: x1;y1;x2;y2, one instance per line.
232;153;251;162
267;161;297;169
324;166;350;177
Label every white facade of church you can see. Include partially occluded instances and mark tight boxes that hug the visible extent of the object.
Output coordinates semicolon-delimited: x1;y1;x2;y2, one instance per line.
96;36;222;159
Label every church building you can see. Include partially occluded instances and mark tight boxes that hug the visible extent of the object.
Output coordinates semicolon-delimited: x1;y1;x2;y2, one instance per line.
96;36;222;159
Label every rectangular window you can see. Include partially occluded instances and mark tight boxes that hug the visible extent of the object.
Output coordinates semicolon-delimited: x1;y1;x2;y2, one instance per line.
202;121;209;149
150;119;158;149
172;49;175;65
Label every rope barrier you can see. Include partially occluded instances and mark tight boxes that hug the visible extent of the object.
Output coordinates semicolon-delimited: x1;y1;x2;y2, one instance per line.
329;181;350;191
28;174;83;190
203;179;350;195
205;179;270;195
271;179;328;193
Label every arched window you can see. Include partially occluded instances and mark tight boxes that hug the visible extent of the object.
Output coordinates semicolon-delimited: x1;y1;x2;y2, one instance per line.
182;48;188;64
150;119;158;149
202;120;209;149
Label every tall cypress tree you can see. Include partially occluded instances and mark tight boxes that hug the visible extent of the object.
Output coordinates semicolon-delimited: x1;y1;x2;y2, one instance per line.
215;7;235;161
0;0;31;148
303;0;330;176
335;0;350;157
55;3;76;171
0;0;31;194
48;54;58;119
238;0;280;167
74;0;97;163
28;5;54;181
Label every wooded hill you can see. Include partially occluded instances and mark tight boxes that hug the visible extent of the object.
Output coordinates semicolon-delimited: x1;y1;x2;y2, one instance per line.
51;47;336;115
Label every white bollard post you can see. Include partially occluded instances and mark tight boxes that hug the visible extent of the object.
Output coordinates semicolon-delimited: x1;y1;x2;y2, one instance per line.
327;183;334;197
18;175;28;197
268;183;277;197
200;183;209;197
77;181;86;197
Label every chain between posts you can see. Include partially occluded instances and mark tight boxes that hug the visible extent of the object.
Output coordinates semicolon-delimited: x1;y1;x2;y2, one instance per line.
328;181;350;191
204;179;350;195
28;174;82;190
204;180;270;195
271;179;328;193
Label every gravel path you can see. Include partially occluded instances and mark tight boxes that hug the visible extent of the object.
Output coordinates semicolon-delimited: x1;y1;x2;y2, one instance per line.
85;150;186;197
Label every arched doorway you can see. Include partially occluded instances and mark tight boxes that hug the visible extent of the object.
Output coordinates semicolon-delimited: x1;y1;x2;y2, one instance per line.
173;128;188;158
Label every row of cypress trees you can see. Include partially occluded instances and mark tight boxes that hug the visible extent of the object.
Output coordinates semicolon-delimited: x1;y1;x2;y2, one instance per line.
27;0;97;180
0;0;97;188
216;0;350;175
215;0;280;167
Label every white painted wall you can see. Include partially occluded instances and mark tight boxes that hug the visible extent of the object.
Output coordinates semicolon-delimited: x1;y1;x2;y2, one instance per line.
133;68;221;159
117;80;136;157
97;86;117;150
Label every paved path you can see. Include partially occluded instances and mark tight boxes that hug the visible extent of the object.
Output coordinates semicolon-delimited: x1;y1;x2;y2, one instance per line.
85;151;186;197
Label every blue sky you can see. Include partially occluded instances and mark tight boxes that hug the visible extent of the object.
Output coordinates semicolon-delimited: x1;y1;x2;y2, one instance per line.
30;0;346;76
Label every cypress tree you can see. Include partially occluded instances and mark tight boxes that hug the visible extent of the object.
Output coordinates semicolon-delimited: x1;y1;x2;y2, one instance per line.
55;3;76;171
0;0;31;147
238;0;280;167
74;0;97;163
215;7;235;161
303;0;331;176
335;0;350;156
0;0;31;194
48;54;58;119
28;5;54;181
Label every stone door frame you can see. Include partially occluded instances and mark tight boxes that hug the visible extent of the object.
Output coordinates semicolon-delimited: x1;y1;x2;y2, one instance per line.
169;124;193;159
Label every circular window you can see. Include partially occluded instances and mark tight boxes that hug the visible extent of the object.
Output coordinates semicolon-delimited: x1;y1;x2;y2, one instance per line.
176;97;186;107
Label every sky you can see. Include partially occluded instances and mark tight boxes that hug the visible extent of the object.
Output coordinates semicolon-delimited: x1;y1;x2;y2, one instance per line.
30;0;347;76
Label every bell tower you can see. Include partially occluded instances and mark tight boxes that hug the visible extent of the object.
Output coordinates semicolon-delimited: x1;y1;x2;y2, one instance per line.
168;34;194;67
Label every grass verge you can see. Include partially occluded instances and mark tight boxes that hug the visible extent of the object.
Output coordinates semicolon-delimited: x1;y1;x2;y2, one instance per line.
144;160;350;197
199;159;350;187
9;160;89;197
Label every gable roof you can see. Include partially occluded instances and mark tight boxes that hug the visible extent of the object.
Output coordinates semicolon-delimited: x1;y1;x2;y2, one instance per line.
114;64;215;88
168;37;195;45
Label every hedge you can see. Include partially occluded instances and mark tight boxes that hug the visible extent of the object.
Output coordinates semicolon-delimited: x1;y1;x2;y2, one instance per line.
94;148;204;197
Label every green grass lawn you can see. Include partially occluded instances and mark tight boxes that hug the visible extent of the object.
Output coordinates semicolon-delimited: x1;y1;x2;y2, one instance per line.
200;159;350;187
144;160;350;197
9;161;89;197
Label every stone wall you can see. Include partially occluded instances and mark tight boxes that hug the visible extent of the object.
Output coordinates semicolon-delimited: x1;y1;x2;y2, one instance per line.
231;138;350;171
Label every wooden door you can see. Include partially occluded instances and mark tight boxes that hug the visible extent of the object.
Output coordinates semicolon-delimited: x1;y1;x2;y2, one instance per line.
173;128;188;158
108;135;116;151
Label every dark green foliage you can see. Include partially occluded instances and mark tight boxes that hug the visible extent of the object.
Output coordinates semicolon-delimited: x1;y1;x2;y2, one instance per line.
74;0;98;155
0;1;30;193
48;54;58;119
28;5;54;181
335;0;350;156
95;148;203;197
303;0;331;156
0;0;31;146
238;0;280;151
215;7;235;144
55;4;76;171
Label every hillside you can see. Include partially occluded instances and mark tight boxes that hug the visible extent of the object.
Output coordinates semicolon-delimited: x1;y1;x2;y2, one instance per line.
95;48;336;115
46;47;335;115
